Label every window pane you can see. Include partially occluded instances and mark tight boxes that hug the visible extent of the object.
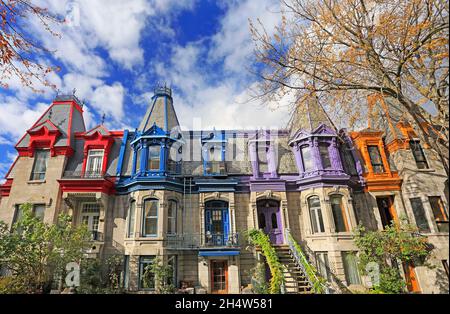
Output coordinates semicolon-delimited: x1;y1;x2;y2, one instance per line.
86;150;104;176
367;146;385;173
258;213;266;229
429;196;449;232
143;200;158;236
315;252;331;281
13;205;23;225
409;141;428;169
308;196;325;233
410;198;430;233
331;196;348;232
168;201;177;234
135;148;141;172
319;144;332;169
31;150;49;180
139;256;155;289
342;252;361;285
148;146;160;170
33;204;45;221
301;145;313;172
127;201;136;237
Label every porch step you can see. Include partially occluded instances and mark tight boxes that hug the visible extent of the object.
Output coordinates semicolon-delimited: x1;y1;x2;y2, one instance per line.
273;245;314;295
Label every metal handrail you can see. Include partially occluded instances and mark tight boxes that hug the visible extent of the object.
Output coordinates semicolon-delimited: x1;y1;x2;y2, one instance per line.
284;228;329;294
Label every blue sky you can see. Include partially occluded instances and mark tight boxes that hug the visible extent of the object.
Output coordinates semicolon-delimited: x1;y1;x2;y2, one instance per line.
0;0;292;181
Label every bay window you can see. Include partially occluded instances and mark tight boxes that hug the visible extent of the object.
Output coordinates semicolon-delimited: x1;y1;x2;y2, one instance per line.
30;149;49;180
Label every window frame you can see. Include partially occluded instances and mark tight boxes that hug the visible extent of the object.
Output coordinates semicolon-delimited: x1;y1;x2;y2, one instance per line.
315;251;331;282
139;255;156;290
409;140;429;169
330;195;350;233
301;145;314;172
80;202;101;240
319;143;332;169
308;196;325;234
409;198;431;233
148;145;161;171
127;200;136;238
342;251;362;285
167;200;177;235
32;204;46;221
367;145;385;174
142;199;159;237
30;149;50;181
85;149;104;177
429;196;449;233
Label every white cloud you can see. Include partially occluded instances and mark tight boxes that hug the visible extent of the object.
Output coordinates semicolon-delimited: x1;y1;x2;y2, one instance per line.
90;82;125;122
209;0;280;73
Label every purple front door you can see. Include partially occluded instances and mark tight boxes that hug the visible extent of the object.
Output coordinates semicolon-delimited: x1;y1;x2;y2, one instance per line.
257;202;283;244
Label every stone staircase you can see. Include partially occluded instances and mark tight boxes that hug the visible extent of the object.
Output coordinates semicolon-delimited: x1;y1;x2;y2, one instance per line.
274;245;313;294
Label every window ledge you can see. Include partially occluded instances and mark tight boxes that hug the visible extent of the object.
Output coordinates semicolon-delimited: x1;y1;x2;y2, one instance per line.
415;168;435;173
27;179;46;184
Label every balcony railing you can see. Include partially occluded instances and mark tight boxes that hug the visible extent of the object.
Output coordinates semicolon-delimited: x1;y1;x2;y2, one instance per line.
63;170;107;179
204;161;227;176
165;232;239;249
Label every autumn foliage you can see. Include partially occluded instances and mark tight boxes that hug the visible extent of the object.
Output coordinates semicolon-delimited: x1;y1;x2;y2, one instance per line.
0;0;60;92
250;0;449;172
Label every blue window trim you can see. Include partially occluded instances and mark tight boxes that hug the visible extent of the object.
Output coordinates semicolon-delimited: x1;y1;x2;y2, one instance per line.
204;200;230;243
142;198;159;237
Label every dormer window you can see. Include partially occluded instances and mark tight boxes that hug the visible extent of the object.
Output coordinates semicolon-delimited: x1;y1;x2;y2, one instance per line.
319;143;332;169
30;149;49;180
148;146;160;171
367;145;385;173
86;149;104;177
409;140;429;169
301;145;313;172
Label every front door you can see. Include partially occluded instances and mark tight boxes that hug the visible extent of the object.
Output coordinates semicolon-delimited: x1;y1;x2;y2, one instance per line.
257;200;283;244
211;260;228;294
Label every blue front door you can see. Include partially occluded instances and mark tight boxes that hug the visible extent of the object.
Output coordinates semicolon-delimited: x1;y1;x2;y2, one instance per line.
205;201;229;246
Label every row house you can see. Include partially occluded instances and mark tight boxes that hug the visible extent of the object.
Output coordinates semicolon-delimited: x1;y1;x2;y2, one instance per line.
0;88;448;294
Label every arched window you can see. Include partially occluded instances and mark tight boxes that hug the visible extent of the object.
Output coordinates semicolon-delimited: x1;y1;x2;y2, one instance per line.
330;195;349;232
142;199;158;236
148;146;161;170
308;196;325;233
256;141;269;173
301;145;313;172
127;200;136;238
167;200;177;235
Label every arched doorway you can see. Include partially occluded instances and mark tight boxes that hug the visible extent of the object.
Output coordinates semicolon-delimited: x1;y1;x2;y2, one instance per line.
257;199;283;244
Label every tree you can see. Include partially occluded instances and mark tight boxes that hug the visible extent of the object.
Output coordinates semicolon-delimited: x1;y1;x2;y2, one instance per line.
0;0;61;92
143;257;176;294
250;0;449;173
353;221;432;293
0;203;91;293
